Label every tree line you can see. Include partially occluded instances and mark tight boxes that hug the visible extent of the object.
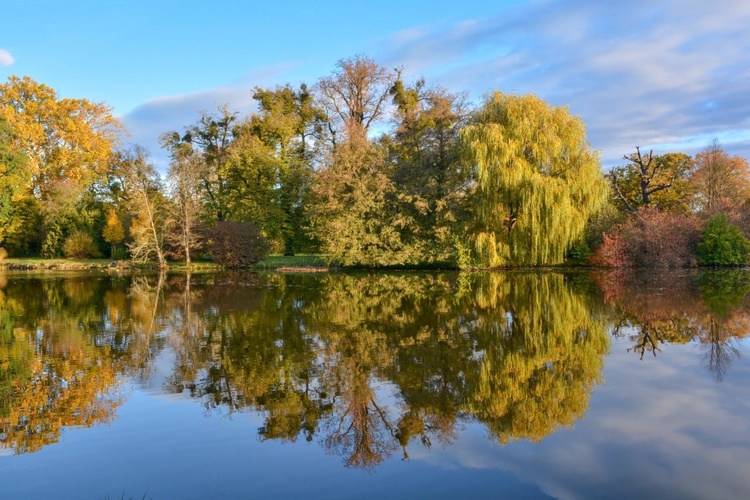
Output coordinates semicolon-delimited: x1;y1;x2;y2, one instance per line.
1;55;749;268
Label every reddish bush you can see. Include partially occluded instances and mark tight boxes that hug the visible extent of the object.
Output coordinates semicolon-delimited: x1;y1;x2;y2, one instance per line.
591;208;701;267
207;221;268;267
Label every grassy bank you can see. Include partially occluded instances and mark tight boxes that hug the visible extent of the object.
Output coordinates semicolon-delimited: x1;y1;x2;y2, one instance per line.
0;258;222;272
0;255;329;272
253;254;329;271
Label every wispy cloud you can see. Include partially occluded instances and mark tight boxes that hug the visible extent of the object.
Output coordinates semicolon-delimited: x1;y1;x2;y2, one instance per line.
380;0;750;165
0;49;15;67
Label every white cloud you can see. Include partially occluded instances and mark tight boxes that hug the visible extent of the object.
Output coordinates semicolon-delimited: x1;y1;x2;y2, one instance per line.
121;85;258;172
380;0;750;165
0;49;15;67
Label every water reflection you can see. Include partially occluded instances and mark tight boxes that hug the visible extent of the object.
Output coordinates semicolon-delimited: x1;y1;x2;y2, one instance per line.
0;276;141;454
595;269;750;380
1;269;749;465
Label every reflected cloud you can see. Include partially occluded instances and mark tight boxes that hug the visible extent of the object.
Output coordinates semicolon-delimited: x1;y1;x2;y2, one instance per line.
435;343;750;500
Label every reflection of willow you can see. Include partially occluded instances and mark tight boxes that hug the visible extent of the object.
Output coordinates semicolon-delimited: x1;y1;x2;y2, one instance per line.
595;270;750;380
461;273;609;443
0;277;125;454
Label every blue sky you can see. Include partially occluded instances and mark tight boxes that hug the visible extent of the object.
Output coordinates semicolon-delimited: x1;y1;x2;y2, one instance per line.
2;0;749;169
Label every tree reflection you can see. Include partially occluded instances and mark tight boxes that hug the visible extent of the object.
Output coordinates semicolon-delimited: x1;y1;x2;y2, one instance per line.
0;276;123;454
162;271;610;468
461;273;609;443
0;273;167;454
595;269;750;380
10;267;746;465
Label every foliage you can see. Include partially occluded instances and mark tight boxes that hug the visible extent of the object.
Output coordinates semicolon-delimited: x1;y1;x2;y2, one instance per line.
102;208;125;247
222;130;286;248
461;91;608;267
591;208;701;267
312;139;419;267
0;75;121;200
385;75;471;265
207;221;269;267
247;84;323;254
689;140;750;212
609;149;693;213
0;246;6;261
6;61;750;269
697;214;750;266
39;180;103;258
184;107;237;224
62;230;101;259
0;115;29;247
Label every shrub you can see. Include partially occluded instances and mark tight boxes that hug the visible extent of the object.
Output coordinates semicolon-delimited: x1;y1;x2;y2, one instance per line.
697;214;750;266
591;208;700;267
0;247;7;262
110;246;129;260
207;221;268;267
62;231;101;259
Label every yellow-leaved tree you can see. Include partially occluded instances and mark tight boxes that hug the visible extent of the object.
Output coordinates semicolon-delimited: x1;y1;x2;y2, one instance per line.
0;75;121;200
461;92;608;267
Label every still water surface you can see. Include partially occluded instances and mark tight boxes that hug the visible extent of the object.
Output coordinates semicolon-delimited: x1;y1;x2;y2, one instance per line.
0;269;749;499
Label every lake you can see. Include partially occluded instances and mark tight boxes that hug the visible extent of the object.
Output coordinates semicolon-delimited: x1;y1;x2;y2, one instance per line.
1;269;749;499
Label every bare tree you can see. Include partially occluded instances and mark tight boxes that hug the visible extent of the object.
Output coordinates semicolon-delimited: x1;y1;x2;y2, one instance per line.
161;132;205;267
316;55;394;144
119;146;170;269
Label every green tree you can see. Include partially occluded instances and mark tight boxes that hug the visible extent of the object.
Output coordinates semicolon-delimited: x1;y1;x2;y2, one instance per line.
222;129;287;249
247;84;323;254
313;138;418;266
461;92;608;267
38;180;102;258
184;107;238;223
697;214;750;266
609;149;693;212
386;76;471;264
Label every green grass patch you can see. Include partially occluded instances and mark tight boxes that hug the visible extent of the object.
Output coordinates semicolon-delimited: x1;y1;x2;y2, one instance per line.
1;257;116;270
253;254;328;270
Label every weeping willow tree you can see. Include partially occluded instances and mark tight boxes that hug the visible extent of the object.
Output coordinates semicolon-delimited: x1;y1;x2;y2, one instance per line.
461;92;608;267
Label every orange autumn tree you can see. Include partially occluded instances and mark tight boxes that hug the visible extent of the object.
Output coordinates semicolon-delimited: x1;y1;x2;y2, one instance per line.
0;75;121;199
